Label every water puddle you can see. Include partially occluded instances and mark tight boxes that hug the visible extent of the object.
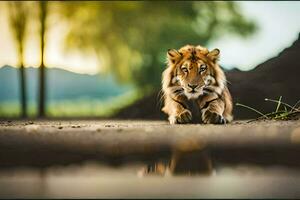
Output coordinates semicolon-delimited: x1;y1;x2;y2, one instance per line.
1;138;300;198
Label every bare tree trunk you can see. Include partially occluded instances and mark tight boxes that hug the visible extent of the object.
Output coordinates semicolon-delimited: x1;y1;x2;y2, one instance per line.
38;1;47;118
7;2;28;118
19;45;27;118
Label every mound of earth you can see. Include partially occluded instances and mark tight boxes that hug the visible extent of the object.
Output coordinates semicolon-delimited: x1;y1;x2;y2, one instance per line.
227;33;300;119
113;91;166;120
114;33;300;120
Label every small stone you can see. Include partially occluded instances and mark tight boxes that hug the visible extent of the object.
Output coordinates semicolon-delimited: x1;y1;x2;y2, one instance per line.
96;128;102;132
105;125;112;127
7;120;12;123
28;121;34;124
58;126;63;129
25;125;39;133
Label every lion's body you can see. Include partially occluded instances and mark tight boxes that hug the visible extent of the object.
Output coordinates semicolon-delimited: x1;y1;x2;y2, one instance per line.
161;45;233;124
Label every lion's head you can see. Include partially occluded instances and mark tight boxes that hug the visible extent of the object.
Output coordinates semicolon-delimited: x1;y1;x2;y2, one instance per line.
166;45;223;99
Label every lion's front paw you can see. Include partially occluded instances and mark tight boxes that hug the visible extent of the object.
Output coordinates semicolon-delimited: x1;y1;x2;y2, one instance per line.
169;109;192;124
202;110;225;124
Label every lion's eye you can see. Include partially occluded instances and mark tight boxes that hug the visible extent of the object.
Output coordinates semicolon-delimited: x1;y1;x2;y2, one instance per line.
199;64;207;73
181;67;188;73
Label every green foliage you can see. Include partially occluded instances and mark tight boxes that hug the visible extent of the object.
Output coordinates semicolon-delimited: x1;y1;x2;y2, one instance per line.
0;101;37;117
61;1;257;90
236;96;300;122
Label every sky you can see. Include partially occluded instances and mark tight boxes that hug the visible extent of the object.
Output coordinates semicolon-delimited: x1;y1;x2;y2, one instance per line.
209;1;300;71
0;1;300;74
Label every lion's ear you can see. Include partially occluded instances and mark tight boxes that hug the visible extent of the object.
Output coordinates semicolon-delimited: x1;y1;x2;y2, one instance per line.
167;49;182;65
207;48;220;63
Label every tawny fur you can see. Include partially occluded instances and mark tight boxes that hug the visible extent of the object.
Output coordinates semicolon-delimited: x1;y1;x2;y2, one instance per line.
161;45;233;124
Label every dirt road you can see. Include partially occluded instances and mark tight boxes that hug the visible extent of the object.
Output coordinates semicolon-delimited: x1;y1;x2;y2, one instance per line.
0;119;300;167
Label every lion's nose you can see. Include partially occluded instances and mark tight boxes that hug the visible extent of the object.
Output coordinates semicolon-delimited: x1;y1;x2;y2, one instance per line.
188;84;198;89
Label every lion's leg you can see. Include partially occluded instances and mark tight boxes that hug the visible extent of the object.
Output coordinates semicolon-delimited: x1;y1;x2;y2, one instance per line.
163;96;192;124
201;98;225;124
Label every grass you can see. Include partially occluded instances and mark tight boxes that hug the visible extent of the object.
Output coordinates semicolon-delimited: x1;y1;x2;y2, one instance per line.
47;90;142;117
236;96;300;122
0;90;142;118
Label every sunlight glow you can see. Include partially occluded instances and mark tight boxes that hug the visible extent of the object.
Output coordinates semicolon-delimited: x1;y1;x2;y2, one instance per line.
0;4;100;75
1;2;300;73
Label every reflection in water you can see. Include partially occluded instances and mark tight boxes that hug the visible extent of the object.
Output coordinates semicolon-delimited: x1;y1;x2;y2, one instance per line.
2;144;300;198
139;137;213;176
140;149;213;176
2;134;300;197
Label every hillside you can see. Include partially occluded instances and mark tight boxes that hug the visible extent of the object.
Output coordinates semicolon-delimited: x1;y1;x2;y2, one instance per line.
0;66;133;103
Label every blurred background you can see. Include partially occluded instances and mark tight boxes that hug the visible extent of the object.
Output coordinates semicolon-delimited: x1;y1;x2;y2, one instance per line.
0;1;299;119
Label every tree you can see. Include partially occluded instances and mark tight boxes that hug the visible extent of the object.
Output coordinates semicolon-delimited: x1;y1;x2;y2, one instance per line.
38;1;48;117
7;2;29;118
63;1;257;93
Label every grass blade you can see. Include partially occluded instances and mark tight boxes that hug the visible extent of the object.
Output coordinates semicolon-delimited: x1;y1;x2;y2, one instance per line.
247;110;286;123
236;103;269;119
265;98;296;111
291;100;300;112
238;98;300;122
286;110;300;118
275;96;282;113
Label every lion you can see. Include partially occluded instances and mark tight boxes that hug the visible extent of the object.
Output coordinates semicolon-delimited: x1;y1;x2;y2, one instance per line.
161;45;233;124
